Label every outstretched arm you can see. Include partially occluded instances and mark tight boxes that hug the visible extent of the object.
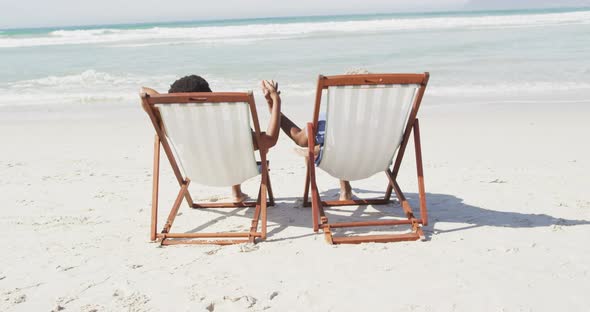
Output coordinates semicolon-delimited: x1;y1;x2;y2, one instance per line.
262;81;309;147
259;80;281;149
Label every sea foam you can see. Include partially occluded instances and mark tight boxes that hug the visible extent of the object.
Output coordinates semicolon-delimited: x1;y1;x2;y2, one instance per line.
0;10;589;48
2;69;589;107
0;70;261;106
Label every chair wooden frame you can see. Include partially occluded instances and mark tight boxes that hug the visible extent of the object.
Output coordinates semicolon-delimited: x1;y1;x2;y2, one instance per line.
303;73;430;244
140;91;274;245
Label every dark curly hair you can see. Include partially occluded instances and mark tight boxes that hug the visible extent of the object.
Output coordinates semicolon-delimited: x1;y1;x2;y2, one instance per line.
168;75;212;93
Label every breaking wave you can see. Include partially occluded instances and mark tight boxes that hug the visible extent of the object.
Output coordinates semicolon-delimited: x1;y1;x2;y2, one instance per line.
1;70;589;107
1;10;589;48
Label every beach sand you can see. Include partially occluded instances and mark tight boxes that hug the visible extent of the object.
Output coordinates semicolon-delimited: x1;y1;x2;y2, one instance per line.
1;99;589;311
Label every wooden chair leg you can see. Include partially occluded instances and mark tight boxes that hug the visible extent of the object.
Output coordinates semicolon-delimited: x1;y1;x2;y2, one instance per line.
260;154;269;240
260;184;268;240
413;119;428;226
384;180;393;201
249;210;260;243
183;191;194;208
310;171;320;232
386;171;415;219
385;118;412;201
303;162;311;207
151;135;160;241
162;180;190;234
249;184;263;243
266;171;275;207
306;123;321;232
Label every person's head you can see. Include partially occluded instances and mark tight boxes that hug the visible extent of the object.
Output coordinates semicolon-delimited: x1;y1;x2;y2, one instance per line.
168;75;212;93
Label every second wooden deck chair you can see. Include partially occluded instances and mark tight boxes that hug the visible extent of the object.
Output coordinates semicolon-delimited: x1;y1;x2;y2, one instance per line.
140;91;274;245
304;73;430;244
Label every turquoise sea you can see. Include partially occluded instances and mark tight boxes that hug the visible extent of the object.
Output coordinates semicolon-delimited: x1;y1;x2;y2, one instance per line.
0;7;589;107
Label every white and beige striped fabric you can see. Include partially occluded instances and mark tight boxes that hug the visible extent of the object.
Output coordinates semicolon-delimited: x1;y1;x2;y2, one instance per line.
155;102;259;187
318;84;419;181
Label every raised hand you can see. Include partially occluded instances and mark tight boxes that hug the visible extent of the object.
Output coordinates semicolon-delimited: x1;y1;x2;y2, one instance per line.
264;80;279;94
261;80;280;111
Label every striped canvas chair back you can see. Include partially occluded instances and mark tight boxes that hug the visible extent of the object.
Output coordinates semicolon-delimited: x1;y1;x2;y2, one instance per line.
318;83;420;181
155;101;259;187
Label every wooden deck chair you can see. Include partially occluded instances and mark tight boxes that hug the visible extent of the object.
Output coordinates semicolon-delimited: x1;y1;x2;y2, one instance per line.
140;91;274;245
303;73;430;244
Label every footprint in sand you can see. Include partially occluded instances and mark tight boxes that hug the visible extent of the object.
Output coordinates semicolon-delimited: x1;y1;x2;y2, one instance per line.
13;294;26;304
239;244;259;253
223;295;258;308
205;295;259;311
94;190;127;202
80;304;102;312
15;199;35;207
1;283;41;309
0;291;26;310
5;162;25;168
189;284;206;302
56;265;76;272
113;289;150;310
552;224;564;232
205;247;221;255
269;291;279;300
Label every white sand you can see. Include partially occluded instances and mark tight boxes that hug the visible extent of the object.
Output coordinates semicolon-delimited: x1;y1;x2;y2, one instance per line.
1;99;589;311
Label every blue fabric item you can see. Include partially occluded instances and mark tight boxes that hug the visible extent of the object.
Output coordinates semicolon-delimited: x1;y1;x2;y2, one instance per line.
315;113;327;165
256;161;268;174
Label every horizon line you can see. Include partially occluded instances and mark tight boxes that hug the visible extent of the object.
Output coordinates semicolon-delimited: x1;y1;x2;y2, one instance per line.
1;5;588;32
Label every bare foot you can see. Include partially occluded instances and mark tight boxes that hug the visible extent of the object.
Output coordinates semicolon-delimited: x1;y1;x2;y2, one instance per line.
232;192;248;203
231;185;248;203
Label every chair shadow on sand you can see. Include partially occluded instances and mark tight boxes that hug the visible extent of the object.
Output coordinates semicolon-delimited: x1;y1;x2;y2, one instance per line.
183;187;590;242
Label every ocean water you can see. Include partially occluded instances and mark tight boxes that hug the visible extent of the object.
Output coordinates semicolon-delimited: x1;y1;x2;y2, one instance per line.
0;8;589;108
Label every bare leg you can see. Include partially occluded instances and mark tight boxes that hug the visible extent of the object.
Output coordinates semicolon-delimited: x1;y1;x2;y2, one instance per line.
339;180;352;200
231;184;248;202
